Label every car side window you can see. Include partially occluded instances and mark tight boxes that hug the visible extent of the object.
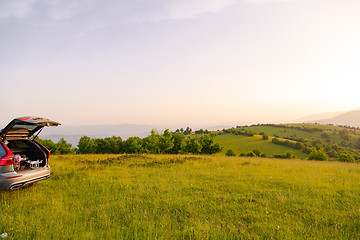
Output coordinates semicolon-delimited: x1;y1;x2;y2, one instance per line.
0;145;6;158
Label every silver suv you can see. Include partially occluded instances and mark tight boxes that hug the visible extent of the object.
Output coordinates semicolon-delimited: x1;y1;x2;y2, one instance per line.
0;117;60;191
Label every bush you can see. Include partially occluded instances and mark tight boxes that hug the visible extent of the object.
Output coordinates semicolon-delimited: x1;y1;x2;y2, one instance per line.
338;152;356;163
181;137;202;154
252;148;261;156
272;151;295;159
225;149;236;156
199;135;223;154
239;149;266;158
246;151;256;157
308;148;328;161
286;151;295;159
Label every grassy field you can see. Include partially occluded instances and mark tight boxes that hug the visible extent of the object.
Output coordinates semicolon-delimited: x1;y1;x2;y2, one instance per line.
213;134;308;159
1;154;360;239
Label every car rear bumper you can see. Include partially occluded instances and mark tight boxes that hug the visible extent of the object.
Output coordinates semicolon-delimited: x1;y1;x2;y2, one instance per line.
0;166;50;191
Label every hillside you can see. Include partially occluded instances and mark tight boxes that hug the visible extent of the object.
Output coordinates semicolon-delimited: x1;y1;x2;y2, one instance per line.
213;134;308;159
206;123;360;161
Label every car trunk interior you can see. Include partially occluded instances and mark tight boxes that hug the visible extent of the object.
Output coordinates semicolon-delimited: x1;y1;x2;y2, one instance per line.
6;139;47;170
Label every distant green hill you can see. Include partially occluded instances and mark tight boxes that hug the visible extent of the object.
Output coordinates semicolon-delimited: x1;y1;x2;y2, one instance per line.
241;123;360;147
213;134;308;159
194;123;360;161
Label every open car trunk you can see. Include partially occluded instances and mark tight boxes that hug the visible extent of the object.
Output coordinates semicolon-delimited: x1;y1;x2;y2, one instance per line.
6;139;49;171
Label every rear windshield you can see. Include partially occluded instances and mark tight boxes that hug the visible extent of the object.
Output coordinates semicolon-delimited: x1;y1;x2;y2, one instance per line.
5;124;39;138
12;124;38;132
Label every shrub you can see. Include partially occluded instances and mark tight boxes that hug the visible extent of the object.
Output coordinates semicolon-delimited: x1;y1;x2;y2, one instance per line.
252;148;261;156
338;152;356;163
181;137;202;154
262;134;269;140
246;151;256;157
308;148;328;161
272;151;295;159
225;149;236;156
286;151;295;159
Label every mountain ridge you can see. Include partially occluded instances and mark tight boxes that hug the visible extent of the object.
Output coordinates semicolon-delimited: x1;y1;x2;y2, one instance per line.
306;110;360;127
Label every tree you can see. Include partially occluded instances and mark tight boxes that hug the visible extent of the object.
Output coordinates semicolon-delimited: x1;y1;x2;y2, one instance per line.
199;135;222;154
181;136;202;154
195;129;204;134
167;133;185;154
158;129;174;153
308;148;328;161
102;136;122;154
143;129;160;154
207;142;222;154
77;136;96;154
183;127;192;135
123;137;143;154
94;138;107;154
111;136;123;153
57;138;74;154
142;129;174;154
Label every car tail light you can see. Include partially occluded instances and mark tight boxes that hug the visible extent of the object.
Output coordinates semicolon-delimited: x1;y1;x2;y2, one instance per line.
0;158;14;165
0;145;14;166
6;175;22;179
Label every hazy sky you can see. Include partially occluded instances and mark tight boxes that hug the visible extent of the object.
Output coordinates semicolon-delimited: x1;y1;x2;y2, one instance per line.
1;0;360;127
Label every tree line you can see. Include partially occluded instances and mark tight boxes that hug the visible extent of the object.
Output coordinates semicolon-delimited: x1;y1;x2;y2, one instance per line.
37;129;223;155
218;128;255;137
270;137;357;162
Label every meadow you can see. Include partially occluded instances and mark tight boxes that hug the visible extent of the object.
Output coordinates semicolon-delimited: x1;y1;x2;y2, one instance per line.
213;134;308;159
1;154;360;239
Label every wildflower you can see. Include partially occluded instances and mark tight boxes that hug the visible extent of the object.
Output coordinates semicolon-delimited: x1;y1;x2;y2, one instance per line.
1;233;8;238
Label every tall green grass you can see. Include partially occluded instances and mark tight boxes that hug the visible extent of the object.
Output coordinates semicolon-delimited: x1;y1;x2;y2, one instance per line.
1;154;359;239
